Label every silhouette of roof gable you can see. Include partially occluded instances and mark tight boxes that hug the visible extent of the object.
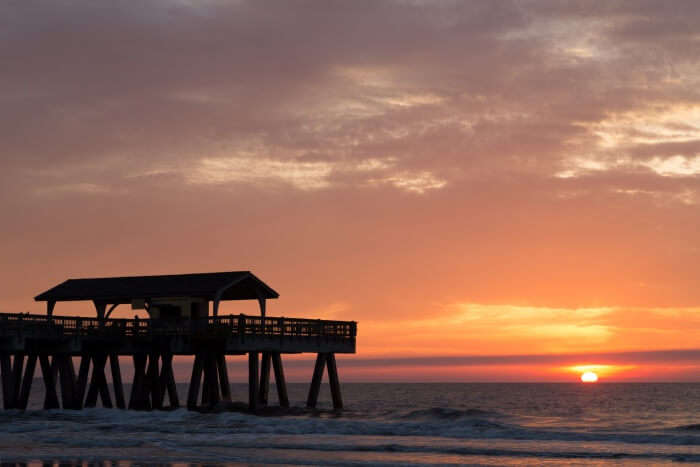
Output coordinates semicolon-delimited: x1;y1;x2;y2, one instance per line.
34;271;279;303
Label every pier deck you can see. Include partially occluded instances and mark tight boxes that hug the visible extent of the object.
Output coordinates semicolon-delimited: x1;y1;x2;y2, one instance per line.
0;312;356;412
0;313;356;355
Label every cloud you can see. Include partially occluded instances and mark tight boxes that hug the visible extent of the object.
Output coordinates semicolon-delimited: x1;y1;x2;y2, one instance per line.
2;1;700;365
188;157;335;191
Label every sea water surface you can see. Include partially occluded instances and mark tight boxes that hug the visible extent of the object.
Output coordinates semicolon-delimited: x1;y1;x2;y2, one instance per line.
2;383;700;466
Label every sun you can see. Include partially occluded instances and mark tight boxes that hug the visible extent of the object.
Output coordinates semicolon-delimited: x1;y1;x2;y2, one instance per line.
581;371;599;383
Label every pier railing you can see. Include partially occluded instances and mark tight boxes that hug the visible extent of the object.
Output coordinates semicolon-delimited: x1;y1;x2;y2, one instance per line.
0;312;356;341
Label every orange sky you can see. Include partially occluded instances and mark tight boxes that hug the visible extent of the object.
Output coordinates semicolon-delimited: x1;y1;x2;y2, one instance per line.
1;1;700;381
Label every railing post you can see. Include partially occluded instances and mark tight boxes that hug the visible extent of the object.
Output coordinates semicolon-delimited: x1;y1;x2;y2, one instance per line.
316;319;322;346
238;314;245;344
279;317;285;345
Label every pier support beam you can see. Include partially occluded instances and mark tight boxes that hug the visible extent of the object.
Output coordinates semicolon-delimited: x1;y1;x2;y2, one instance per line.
129;352;178;411
39;354;60;410
147;352;163;410
129;354;148;410
110;353;126;409
11;354;25;409
259;352;271;406
272;352;289;408
75;354;90;409
202;351;220;407
306;353;325;409
306;352;343;410
85;353;112;408
160;352;180;409
0;354;25;409
186;351;229;410
248;351;259;411
187;353;203;410
17;354;37;410
0;355;13;409
56;354;77;409
216;354;231;402
326;353;343;410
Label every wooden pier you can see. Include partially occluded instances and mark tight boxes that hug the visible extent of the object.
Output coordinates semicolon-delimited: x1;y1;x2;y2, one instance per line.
0;272;357;412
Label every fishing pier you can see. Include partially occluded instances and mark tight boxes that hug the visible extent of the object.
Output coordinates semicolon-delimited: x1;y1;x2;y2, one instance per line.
0;272;357;412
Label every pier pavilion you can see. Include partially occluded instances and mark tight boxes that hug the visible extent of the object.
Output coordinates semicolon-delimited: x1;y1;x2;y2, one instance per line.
0;272;356;412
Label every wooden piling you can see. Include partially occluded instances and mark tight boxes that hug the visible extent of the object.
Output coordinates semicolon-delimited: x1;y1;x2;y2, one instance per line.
248;352;259;411
216;353;231;402
0;354;13;409
57;355;77;409
18;354;37;410
11;353;25;409
272;352;289;408
39;354;60;410
84;356;99;408
187;353;204;410
86;354;112;408
306;353;326;409
203;352;220;407
75;354;90;409
109;354;126;409
50;356;59;389
259;352;271;406
326;353;343;410
97;354;112;408
160;352;179;409
201;365;210;407
129;354;148;410
147;353;162;410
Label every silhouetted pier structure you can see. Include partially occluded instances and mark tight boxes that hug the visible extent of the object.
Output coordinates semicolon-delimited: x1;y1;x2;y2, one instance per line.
0;272;356;412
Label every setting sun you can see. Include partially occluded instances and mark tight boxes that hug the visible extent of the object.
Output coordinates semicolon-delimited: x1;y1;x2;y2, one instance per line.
581;371;599;383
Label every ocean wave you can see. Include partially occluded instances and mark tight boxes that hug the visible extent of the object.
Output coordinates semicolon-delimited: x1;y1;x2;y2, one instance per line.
2;407;700;449
398;407;502;421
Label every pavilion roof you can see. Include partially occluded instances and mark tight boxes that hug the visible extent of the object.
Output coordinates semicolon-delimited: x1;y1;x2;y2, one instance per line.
34;271;279;303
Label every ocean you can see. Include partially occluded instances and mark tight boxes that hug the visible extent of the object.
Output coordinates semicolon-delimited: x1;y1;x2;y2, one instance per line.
2;383;700;466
